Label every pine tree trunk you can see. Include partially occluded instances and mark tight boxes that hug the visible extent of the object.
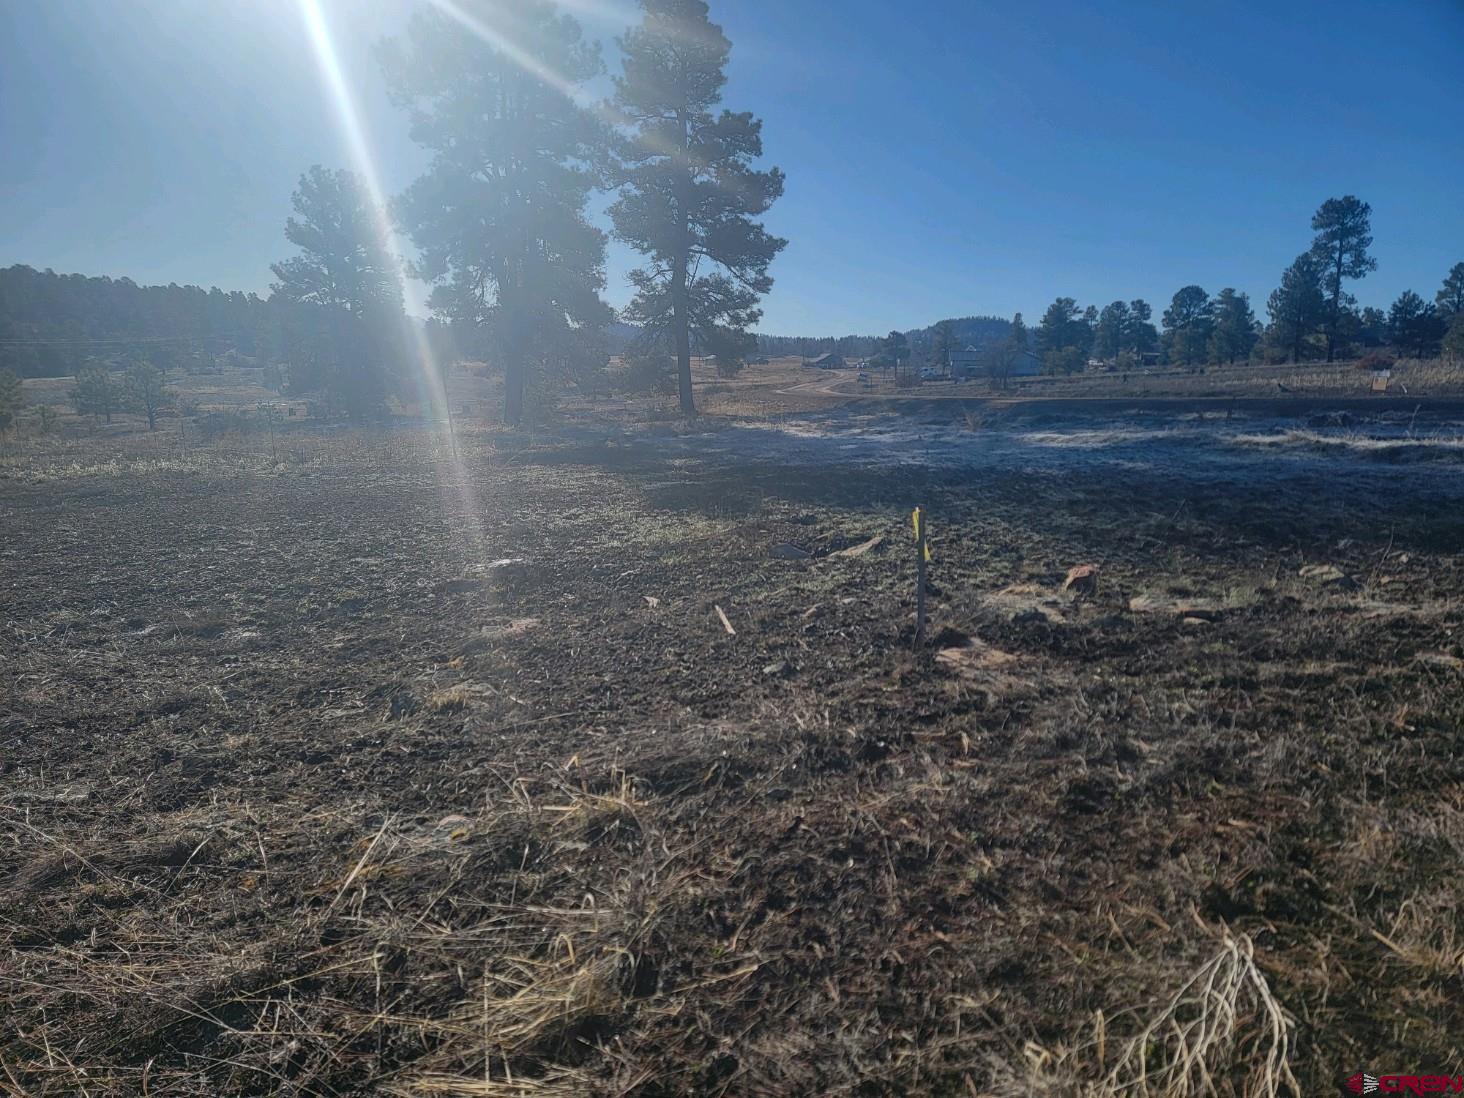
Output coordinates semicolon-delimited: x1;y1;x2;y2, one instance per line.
504;362;524;427
671;108;696;418
1325;254;1342;363
672;258;694;417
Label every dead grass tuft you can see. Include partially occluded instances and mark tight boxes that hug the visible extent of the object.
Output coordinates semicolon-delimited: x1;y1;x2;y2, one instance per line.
1099;933;1298;1098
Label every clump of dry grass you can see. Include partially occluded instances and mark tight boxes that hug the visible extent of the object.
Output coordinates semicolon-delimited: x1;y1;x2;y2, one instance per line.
426;682;495;711
391;1067;596;1096
1098;933;1298;1098
1020;933;1299;1098
1369;893;1464;980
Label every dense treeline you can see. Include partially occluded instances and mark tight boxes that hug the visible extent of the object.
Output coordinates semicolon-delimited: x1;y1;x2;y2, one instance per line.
0;261;425;419
1024;198;1463;375
756;316;1011;362
0;266;272;378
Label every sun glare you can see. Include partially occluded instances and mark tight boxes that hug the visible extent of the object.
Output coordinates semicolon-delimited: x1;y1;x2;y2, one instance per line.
423;0;603;110
296;0;481;543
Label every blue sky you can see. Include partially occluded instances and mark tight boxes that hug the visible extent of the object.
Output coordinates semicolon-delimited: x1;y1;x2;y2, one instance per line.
2;0;1461;336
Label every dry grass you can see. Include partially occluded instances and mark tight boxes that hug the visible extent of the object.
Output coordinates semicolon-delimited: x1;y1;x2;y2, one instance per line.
1018;934;1299;1098
4;416;1464;1094
1098;933;1298;1098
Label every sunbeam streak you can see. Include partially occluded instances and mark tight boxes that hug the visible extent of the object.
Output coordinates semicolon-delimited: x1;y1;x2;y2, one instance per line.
423;0;696;175
296;0;484;551
424;0;603;110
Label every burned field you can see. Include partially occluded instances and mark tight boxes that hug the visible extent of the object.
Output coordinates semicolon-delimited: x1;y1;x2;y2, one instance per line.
3;419;1464;1095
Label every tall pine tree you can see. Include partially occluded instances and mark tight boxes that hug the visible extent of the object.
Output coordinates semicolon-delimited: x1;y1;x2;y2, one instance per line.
1437;262;1464;319
1266;253;1326;363
1161;285;1213;366
1094;301;1130;360
1126;299;1158;356
1309;195;1376;362
270;166;402;318
931;319;956;372
270;166;405;417
608;0;786;416
1208;288;1258;364
380;3;610;426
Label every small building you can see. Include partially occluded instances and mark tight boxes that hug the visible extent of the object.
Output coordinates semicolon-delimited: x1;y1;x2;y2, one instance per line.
949;346;1041;379
808;353;847;370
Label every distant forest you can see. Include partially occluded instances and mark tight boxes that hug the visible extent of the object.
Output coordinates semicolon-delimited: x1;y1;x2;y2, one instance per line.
757;316;1011;360
0;262;1018;374
0;265;276;378
0;264;1011;378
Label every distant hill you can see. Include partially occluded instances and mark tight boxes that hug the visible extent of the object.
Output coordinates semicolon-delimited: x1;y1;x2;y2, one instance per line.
757;315;1013;360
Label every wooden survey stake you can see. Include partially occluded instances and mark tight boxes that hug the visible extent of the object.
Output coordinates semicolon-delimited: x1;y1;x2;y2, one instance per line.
912;507;930;647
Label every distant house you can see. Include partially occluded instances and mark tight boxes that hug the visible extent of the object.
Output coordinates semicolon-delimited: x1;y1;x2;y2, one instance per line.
808;353;846;370
949;345;1041;379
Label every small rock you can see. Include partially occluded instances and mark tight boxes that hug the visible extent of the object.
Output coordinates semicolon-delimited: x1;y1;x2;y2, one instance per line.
1062;563;1100;597
1299;563;1360;590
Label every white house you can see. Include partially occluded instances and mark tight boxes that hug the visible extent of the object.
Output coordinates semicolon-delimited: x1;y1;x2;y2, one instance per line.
949;345;1041;379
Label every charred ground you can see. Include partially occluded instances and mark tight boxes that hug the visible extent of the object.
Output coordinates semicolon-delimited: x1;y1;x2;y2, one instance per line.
2;414;1463;1095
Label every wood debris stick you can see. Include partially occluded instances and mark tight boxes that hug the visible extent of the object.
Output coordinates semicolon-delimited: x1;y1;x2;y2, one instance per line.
714;604;736;636
913;507;930;647
834;534;884;558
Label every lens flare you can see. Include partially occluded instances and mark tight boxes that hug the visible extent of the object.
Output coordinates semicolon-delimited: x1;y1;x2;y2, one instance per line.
422;0;694;177
296;0;483;548
423;0;603;111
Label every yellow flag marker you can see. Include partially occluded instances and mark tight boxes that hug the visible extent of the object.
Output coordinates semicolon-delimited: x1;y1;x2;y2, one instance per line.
912;508;932;560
